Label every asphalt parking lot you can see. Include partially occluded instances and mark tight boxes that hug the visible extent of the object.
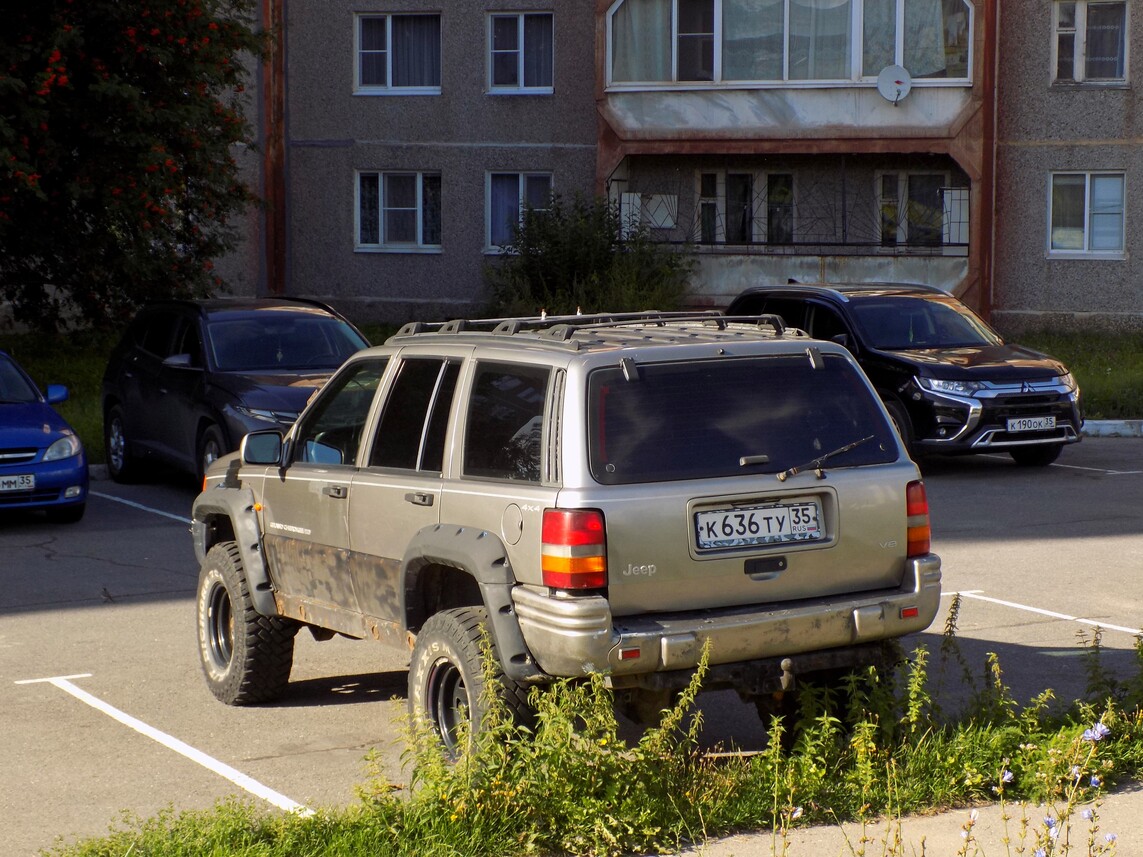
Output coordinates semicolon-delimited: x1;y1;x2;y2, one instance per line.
5;438;1143;855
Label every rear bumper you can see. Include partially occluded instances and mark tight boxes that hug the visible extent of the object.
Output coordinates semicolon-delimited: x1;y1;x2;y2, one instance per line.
513;553;942;679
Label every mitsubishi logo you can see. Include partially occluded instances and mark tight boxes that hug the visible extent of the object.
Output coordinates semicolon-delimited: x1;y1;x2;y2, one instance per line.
1021;382;1034;393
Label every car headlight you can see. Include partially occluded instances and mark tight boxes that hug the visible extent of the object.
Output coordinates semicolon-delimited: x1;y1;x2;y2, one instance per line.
44;433;83;461
917;377;987;396
1057;372;1078;392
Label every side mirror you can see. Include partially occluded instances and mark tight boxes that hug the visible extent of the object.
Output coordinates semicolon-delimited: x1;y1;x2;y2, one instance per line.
163;353;195;369
45;384;69;405
830;333;852;352
242;430;284;465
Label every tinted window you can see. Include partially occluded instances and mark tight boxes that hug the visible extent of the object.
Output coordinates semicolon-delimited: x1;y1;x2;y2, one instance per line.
848;296;1002;349
294;359;387;466
136;310;180;358
0;356;38;403
370;359;459;472
206;312;367;371
588;353;897;484
463;363;550;481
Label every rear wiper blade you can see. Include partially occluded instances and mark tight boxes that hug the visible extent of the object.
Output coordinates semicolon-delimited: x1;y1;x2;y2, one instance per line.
776;435;876;482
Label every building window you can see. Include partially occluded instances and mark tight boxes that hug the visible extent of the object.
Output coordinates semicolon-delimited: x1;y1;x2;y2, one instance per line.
863;0;972;79
356;14;442;93
1049;172;1125;254
488;172;553;248
1053;1;1126;83
767;174;794;244
694;170;794;245
609;0;972;85
358;171;442;250
878;172;948;247
490;13;554;91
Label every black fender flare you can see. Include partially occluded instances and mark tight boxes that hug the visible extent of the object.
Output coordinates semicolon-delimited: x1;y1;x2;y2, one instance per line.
402;524;547;683
191;485;277;617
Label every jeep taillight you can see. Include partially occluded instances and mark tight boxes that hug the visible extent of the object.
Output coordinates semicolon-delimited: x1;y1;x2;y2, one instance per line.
906;480;931;557
541;509;607;589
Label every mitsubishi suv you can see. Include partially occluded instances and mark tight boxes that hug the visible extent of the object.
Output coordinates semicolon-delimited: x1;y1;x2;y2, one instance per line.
190;311;942;753
727;283;1083;466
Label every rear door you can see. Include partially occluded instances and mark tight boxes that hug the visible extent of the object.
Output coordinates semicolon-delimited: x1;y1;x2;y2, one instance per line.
348;355;463;627
116;308;181;454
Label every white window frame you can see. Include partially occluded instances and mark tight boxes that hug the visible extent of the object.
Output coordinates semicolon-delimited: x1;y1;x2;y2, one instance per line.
876;170;953;248
693;170;794;245
356;170;442;253
488;12;555;94
354;13;442;95
486;171;554;251
1047;171;1126;257
606;0;973;88
1052;1;1127;84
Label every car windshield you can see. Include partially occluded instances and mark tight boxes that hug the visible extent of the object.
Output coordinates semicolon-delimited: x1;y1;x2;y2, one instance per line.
847;295;1002;350
588;352;898;484
0;356;40;403
206;313;367;371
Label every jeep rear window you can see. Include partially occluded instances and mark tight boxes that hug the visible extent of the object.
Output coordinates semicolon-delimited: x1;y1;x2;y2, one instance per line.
588;353;897;484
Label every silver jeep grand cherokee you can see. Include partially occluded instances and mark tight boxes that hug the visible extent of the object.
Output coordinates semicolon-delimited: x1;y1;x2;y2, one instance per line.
191;312;941;753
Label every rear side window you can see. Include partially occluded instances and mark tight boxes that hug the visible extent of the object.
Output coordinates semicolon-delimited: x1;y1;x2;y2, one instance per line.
463;363;550;481
588;353;897;484
136;310;181;358
369;358;459;472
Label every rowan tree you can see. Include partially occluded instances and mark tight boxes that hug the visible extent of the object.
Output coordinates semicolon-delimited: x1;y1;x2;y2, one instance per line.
0;0;264;330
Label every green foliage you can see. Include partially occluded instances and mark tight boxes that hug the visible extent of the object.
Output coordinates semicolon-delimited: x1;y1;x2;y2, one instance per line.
1017;330;1143;420
45;616;1143;857
0;0;264;331
483;193;695;317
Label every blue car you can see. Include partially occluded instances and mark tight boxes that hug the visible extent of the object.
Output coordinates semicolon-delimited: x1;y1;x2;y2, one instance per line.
0;351;89;523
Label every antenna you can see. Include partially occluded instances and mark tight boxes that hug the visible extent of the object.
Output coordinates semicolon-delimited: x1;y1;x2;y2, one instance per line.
876;65;913;107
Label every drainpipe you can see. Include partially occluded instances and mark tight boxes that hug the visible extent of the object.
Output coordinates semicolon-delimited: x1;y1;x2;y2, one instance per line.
980;0;998;322
261;0;286;296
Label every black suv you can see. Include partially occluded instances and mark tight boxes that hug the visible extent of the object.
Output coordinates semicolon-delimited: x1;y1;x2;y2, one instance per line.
726;283;1082;466
102;298;368;483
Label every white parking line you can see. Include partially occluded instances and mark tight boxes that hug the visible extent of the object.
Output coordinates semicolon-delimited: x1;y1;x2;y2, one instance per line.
90;491;192;524
14;674;311;816
944;590;1142;636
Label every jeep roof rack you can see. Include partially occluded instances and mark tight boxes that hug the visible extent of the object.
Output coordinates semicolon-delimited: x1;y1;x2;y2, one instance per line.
390;311;793;348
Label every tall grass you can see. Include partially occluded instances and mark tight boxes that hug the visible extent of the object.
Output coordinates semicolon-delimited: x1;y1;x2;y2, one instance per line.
45;600;1143;856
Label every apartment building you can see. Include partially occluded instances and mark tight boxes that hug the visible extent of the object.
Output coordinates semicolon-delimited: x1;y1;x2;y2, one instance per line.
992;0;1143;334
234;1;598;323
239;1;1142;332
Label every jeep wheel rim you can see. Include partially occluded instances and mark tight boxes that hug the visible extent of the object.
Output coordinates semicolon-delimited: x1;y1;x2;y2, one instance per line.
205;583;234;670
426;660;468;755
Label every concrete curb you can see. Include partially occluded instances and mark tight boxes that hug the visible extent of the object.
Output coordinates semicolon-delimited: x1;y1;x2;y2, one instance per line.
1082;419;1143;438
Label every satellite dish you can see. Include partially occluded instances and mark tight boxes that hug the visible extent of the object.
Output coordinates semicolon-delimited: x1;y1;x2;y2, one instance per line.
877;65;913;106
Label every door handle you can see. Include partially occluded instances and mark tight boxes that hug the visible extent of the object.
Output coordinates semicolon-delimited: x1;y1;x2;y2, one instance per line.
323;485;348;499
405;491;434;507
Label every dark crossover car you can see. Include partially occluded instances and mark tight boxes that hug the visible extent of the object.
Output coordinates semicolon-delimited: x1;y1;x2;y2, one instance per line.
726;283;1083;466
102;298;369;483
0;350;89;522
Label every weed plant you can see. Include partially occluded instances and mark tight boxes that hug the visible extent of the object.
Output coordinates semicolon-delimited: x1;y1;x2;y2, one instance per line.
46;598;1143;857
